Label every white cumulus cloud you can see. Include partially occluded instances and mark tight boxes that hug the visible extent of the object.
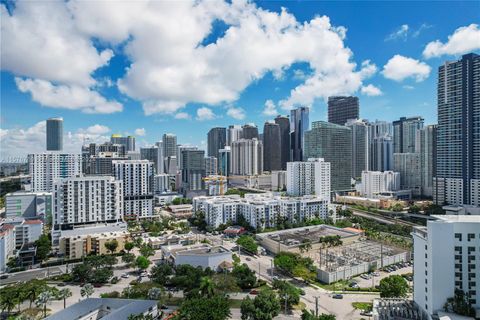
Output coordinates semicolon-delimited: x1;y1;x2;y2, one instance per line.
134;128;146;136
174;112;191;120
423;24;480;58
385;24;409;41
361;84;383;96
226;107;245;120
382;55;431;82
196;107;216;121
262;100;278;116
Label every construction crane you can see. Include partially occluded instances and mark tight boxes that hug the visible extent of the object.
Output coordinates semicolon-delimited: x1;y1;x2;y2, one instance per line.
203;175;227;195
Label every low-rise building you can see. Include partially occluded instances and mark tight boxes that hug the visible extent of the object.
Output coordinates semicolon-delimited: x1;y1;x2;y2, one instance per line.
59;230;130;259
5;191;52;220
52;222;127;248
168;204;193;219
162;244;232;270
0;224;15;273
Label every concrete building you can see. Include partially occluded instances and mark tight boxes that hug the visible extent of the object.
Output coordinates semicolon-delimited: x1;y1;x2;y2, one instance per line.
360;171;401;198
28;153;82;192
416;125;437;198
271;170;287;192
110;134;135;152
290;106;310;161
369;135;394;172
5;191;52;220
205;156;218;176
205;175;228;196
162;133;177;158
434;53;480;206
393;116;424;154
153;173;171;194
181;149;206;193
327;96;359;126
394;153;422;196
227;125;243;146
176;145;197;170
346;119;369;179
228;174;272;190
304;121;352;192
231;138;263;176
208;127;227;160
413;215;480;318
46;117;63;151
140;145;163;174
242;124;259;140
59;230;130;259
218;146;231;176
113;160;154;219
287;158;331;199
0;224;15;273
162;244;232;270
263;122;282;172
274;115;291;170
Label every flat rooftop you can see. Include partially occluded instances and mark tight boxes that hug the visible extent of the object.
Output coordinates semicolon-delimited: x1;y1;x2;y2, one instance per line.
433;215;480;223
258;225;359;246
176;245;230;256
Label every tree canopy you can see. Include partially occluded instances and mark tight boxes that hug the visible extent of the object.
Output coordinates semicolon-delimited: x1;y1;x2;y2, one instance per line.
241;289;281;320
378;275;409;298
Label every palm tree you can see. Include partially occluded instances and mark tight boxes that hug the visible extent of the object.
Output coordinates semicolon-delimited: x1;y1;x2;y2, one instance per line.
199;276;216;298
58;288;72;309
147;287;163;300
81;284;94;299
36;291;53;318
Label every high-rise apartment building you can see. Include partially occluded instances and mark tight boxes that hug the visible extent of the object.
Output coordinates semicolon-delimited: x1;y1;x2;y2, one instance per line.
162;133;177;158
205;156;218;176
110;134;135;152
393;116;424;154
290;106;310;161
140;145;164;174
177;145;197;170
112;160;154;218
274;115;290;170
218;147;231;176
242;124;259;140
434;53;480;206
28;153;82;192
394;153;422;196
286;158;330;199
227;125;243;146
231;138;263;176
263;122;281;172
346;119;369;179
207;127;226;160
153;174;171;194
413;216;480;318
304;121;352;192
360;171;400;198
369;135;393;172
46;117;63;151
416;125;437;197
181;149;206;193
327;96;359;126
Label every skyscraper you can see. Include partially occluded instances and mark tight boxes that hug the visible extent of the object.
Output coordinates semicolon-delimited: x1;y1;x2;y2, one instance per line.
242;124;259;140
290;106;310;161
28;153;82;192
368;120;394;172
393;116;424;153
111;134;135;152
227;125;243;146
304;121;352;192
434;53;480;206
327;96;359;126
218;147;231;176
393;153;422;196
162;133;177;158
346;119;369;179
46;117;63;151
181;149;206;193
231;138;263;176
204;156;218;176
286;158;330;199
416;125;437;197
140;145;163;174
263;122;281;172
274;115;290;170
207;127;226;160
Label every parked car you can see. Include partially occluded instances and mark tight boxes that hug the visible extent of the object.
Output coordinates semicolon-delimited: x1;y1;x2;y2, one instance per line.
332;294;343;299
110;276;119;284
360;311;373;316
0;274;9;280
246;257;251;261
249;289;259;295
299;289;305;296
121;273;130;279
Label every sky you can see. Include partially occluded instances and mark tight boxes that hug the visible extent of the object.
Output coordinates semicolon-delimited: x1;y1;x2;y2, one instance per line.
1;0;480;160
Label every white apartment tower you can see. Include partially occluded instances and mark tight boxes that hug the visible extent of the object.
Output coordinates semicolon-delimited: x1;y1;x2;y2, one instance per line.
413;216;480;318
286;158;331;200
113;160;154;218
28;153;82;192
360;171;400;198
231;138;263;176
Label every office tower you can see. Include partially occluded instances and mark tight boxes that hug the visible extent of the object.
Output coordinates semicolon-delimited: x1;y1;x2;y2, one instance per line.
393;116;424;153
394;153;422;196
275;115;290;169
227;125;243;146
207;127;226;160
177;145;197;170
126;151;141;160
290;106;310;161
205;156;218;176
112;160;154;218
181;149;206;192
327;96;359;126
369;135;394;172
110;134;135;152
434;53;480;206
140;145;163;174
263;122;281;172
304;121;352;192
46;117;63;151
231;138;263;176
164;156;178;175
360;171;400;198
96;142;126;157
218;147;231;176
346;119;369;179
153;174;171;194
413;216;480;318
162;133;177;158
52;176;124;229
28;153;82;192
242;124;259;140
286;158;331;199
416;125;437;197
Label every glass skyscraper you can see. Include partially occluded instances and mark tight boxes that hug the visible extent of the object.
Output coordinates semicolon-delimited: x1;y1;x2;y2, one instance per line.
290;106;310;161
46;117;63;151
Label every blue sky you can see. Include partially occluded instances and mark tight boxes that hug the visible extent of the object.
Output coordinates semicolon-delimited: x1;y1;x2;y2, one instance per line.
1;0;479;158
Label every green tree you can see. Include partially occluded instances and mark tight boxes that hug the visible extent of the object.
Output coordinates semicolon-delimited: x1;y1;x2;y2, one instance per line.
81;283;94;299
71;263;94;283
232;263;257;289
147;287;164;300
23;279;49;308
92;268;114;284
378;275;409;298
128;314;154;320
199;276;216;298
35;234;51;261
175;294;230;320
301;309;336;320
57;288;72;309
124;241;135;253
150;263;174;285
136;256;151;272
140;244;155;257
241;289;281;320
443;289;475;317
122;252;136;265
236;235;258;254
105;239;119;254
273;280;300;310
0;286;20;315
232;254;241;266
36;290;53;318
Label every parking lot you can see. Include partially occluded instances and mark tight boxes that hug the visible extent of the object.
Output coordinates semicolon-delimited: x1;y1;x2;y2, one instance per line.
351;262;413;288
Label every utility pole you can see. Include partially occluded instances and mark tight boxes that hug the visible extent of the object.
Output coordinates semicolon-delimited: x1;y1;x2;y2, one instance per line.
284;293;289;314
315;296;319;316
270;259;274;277
258;262;261;278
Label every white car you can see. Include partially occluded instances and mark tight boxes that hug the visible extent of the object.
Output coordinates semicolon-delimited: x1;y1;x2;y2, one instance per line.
121;273;130;279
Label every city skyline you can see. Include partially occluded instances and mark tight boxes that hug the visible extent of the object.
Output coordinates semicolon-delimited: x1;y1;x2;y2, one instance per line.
1;1;480;158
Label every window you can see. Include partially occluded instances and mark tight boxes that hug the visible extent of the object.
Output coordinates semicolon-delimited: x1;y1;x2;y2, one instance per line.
455;233;462;241
467;233;475;241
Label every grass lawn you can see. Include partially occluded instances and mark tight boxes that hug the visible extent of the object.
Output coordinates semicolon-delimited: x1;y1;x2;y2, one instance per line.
313;279;349;291
352;302;373;311
229;299;244;308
